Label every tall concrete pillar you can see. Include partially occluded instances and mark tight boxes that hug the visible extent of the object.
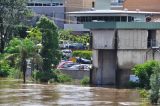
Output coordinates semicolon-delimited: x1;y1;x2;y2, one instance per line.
95;0;111;10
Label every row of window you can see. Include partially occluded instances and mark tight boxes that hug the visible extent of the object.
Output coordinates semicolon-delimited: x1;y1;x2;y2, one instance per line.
77;16;134;23
27;2;63;6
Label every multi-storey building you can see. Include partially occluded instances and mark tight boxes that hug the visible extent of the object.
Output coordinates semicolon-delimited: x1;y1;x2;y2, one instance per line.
27;0;65;28
67;0;160;86
27;0;94;28
64;0;126;32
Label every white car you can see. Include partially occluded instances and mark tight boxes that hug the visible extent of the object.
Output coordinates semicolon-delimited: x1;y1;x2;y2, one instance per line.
66;64;91;71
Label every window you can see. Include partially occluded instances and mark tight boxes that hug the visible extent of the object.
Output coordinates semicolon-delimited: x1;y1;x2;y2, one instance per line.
35;3;42;6
115;16;120;22
27;3;34;6
46;3;51;6
43;3;51;6
52;3;56;6
108;16;115;21
60;3;63;6
148;30;156;48
55;3;59;6
92;2;95;8
121;16;127;22
128;16;134;22
104;17;109;21
43;3;47;6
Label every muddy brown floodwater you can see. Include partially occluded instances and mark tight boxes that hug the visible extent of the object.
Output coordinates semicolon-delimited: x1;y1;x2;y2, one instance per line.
0;78;152;106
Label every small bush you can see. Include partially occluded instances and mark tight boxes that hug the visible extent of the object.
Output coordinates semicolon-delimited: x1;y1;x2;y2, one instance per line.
72;50;92;60
81;76;90;85
32;71;54;82
8;68;22;79
32;69;72;83
139;89;149;98
53;69;72;83
0;60;10;77
128;81;139;88
132;60;159;89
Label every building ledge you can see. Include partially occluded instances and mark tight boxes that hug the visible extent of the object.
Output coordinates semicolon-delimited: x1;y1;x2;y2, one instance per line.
84;22;160;30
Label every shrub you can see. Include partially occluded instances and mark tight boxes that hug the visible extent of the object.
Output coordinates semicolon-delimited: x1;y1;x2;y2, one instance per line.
32;69;72;83
150;64;160;104
81;76;90;85
139;89;149;98
32;71;54;82
132;60;159;89
0;60;10;77
8;68;22;79
128;81;139;88
72;50;92;60
53;69;72;83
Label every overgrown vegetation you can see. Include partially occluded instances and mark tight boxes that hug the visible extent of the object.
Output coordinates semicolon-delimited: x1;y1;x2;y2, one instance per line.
53;70;72;83
72;50;92;60
80;76;90;85
150;64;160;104
33;69;72;83
132;60;159;89
132;60;160;104
139;89;149;98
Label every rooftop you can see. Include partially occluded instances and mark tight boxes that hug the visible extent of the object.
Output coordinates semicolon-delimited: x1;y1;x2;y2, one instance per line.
68;10;160;16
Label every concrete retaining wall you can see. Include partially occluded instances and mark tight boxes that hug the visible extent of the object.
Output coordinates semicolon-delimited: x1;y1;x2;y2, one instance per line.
61;70;89;79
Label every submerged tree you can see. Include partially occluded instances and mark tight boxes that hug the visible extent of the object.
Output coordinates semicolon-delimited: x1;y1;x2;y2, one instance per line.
37;16;60;72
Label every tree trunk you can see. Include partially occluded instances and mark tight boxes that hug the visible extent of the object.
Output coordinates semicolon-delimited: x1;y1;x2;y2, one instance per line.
21;49;27;83
23;60;27;83
0;17;4;53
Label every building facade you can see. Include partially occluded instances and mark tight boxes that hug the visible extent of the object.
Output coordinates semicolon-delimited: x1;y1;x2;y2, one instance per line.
68;9;160;86
27;0;95;29
123;0;160;12
27;0;65;28
64;0;126;32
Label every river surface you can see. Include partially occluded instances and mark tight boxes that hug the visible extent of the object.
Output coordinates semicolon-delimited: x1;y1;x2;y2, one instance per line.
0;79;152;106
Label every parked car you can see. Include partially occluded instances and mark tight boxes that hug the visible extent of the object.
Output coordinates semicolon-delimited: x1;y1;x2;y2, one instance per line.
69;43;85;50
59;40;71;49
57;61;77;70
66;64;91;71
76;57;91;64
61;49;72;57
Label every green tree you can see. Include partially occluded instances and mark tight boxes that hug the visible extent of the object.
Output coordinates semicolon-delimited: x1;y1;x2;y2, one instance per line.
0;0;29;53
5;38;42;83
37;16;60;72
150;64;160;104
27;28;42;44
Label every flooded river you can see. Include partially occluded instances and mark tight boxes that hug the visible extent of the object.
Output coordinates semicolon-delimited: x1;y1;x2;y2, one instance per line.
0;79;151;106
